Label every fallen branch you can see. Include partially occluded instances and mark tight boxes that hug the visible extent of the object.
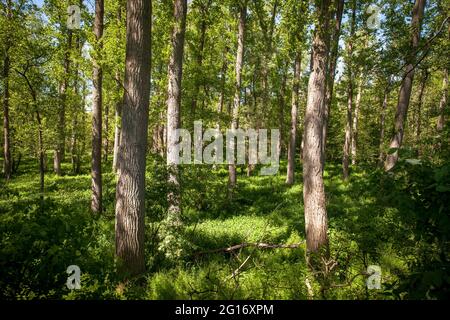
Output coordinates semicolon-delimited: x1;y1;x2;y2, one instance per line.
195;242;305;256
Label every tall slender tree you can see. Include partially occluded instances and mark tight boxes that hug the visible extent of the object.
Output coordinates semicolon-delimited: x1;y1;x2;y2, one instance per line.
385;0;427;171
166;0;187;229
228;1;246;191
91;0;104;214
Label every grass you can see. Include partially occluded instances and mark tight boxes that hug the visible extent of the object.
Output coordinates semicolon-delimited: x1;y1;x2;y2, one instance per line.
0;156;448;299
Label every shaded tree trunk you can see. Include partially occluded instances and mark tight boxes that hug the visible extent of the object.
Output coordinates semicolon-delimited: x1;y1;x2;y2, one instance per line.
166;0;187;225
385;0;426;171
323;0;344;158
437;69;448;132
303;0;331;255
112;72;122;173
378;87;389;165
91;0;104;214
54;30;72;175
115;0;152;277
3;53;11;180
286;53;301;185
228;3;246;191
415;70;428;156
351;76;362;165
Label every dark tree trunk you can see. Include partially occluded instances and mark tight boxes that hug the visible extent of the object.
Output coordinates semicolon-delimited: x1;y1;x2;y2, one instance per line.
385;0;426;171
437;69;448;132
91;0;104;214
3;53;11;180
115;0;152;277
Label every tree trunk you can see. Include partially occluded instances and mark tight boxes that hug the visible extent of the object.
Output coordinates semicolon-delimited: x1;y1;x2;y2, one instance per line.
415;70;428;156
115;0;152;277
228;3;246;192
113;72;122;173
351;76;362;165
322;0;344;158
437;69;448;132
286;53;301;185
378;87;389;165
54;30;72;175
303;0;331;255
166;0;187;226
385;0;426;171
91;0;104;214
3;53;11;180
343;1;356;180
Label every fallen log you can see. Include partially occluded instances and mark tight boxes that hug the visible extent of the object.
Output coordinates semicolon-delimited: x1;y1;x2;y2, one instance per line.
195;242;305;256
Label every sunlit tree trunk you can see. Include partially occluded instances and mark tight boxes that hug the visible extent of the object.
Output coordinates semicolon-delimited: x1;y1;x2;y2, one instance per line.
115;0;152;276
3;53;11;180
415;70;428;156
385;0;426;171
378;87;389;165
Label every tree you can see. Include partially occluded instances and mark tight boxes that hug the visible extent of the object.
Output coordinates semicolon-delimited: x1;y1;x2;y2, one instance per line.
228;1;246;192
115;0;152;276
437;69;448;132
302;0;331;256
166;0;187;230
286;53;300;185
385;0;427;171
91;0;104;214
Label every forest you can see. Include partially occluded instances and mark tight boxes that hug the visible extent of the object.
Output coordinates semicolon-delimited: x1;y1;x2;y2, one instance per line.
0;0;449;301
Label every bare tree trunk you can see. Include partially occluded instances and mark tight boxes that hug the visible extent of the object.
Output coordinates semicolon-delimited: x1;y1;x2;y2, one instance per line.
437;69;448;132
385;0;426;171
378;87;389;165
322;0;344;158
115;0;152;277
167;0;187;225
303;0;331;255
351;76;362;165
3;53;11;180
343;79;353;180
113;72;122;173
415;70;428;156
91;0;104;214
228;3;246;192
54;30;72;175
104;103;109;162
343;1;356;180
286;53;301;185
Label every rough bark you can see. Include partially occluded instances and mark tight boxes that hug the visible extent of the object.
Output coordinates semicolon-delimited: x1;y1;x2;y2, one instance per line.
166;0;187;224
113;72;122;173
286;53;301;185
303;0;331;254
115;0;152;277
385;0;426;171
91;0;104;214
228;3;246;191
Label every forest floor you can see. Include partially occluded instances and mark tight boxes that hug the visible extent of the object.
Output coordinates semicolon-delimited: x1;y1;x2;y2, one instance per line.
1;155;448;299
